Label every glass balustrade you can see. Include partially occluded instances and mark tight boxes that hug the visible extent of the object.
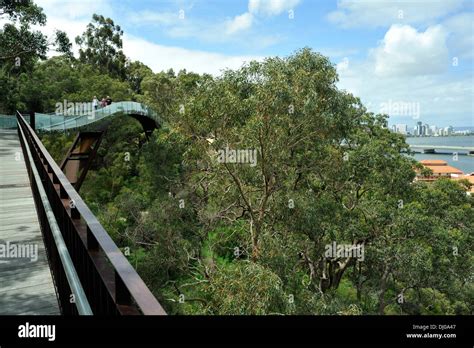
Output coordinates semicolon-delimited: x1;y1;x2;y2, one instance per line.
1;102;162;131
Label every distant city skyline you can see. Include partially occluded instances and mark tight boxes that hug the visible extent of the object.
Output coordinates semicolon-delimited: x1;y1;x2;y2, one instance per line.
390;120;473;136
388;116;473;129
389;120;474;130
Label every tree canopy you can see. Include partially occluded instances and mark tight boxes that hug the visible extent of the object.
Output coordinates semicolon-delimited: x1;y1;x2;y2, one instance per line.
75;13;127;79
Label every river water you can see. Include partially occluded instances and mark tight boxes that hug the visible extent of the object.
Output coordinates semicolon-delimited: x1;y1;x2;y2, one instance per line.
405;136;474;174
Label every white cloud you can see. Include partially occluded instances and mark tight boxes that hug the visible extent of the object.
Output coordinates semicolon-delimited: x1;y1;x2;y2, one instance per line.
225;12;253;35
249;0;300;16
372;24;449;77
128;11;178;26
225;0;300;36
29;0;266;73
327;0;465;28
219;0;300;37
30;16;89;57
336;57;350;73
336;22;472;126
223;0;301;36
125;10;250;40
35;0;112;20
127;0;302;40
338;59;472;125
33;0;113;56
123;34;263;76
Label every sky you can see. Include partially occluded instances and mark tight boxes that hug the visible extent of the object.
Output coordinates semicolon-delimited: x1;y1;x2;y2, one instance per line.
26;0;474;127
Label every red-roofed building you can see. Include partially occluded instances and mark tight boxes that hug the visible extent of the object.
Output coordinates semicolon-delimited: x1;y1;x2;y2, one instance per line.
419;159;451;166
416;159;464;182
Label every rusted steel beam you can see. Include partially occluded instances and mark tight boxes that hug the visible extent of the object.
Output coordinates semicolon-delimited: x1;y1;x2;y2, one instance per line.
60;131;104;192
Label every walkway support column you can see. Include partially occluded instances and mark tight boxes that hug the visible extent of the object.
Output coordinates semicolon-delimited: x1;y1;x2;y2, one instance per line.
60;131;104;192
29;111;35;131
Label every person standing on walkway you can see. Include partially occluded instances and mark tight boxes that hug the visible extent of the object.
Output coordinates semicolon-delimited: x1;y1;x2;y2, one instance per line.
106;96;112;105
92;96;98;110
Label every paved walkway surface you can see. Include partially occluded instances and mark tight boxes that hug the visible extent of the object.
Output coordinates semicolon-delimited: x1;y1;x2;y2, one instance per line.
0;129;60;315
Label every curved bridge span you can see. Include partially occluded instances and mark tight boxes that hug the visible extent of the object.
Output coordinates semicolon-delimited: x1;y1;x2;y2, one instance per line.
36;101;164;135
1;102;164;192
1;101;164;135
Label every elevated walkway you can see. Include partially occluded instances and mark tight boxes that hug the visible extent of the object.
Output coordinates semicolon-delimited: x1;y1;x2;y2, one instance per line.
0;112;166;315
0;101;164;132
0;129;60;315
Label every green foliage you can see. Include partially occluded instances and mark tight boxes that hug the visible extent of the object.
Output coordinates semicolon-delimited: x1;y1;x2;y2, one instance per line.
0;1;46;25
0;1;75;112
80;116;143;204
202;261;288;315
75;13;127;79
13;57;131;113
39;131;75;162
125;61;154;95
204;221;250;262
54;30;73;57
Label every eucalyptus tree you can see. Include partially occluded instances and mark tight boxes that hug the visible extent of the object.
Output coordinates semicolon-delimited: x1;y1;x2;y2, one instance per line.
0;0;71;112
163;48;473;314
75;14;127;79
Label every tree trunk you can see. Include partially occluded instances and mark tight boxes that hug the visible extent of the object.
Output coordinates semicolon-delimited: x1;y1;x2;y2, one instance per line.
356;262;363;301
378;264;390;314
319;257;354;293
250;219;260;260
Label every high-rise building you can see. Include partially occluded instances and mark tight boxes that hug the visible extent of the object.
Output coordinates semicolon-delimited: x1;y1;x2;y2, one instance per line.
443;126;454;136
395;124;408;135
424;123;430;136
416;121;423;136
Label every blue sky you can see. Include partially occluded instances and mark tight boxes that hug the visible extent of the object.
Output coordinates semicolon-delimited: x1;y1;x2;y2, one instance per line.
27;0;474;126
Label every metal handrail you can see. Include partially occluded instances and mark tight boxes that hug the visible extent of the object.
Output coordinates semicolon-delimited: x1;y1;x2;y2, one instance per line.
17;121;93;315
16;111;166;315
